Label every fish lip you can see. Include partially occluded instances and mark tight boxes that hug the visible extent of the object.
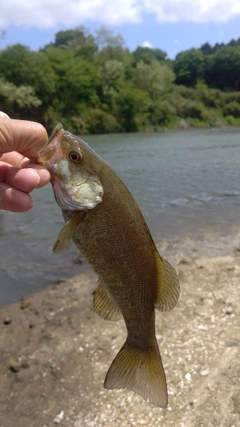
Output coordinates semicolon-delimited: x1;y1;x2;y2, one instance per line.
49;123;63;143
37;123;64;166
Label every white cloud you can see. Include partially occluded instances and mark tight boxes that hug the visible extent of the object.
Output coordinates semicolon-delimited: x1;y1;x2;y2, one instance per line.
0;0;143;28
142;41;153;48
0;0;240;28
144;0;240;23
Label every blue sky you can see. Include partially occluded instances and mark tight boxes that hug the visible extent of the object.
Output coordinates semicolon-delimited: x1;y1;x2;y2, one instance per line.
1;0;240;59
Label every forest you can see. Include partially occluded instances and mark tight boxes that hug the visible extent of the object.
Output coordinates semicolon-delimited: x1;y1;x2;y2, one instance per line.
1;26;240;134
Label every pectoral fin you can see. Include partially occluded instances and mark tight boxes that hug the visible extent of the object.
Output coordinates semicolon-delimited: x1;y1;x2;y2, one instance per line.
53;211;85;253
93;281;122;321
154;254;180;311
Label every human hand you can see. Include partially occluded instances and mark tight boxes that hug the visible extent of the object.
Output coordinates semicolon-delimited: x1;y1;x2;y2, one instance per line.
0;114;50;212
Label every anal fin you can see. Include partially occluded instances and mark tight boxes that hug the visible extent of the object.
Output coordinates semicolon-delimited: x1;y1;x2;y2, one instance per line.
155;254;180;312
93;282;122;321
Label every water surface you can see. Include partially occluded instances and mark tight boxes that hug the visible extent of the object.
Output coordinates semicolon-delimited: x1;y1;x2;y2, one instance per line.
1;128;240;305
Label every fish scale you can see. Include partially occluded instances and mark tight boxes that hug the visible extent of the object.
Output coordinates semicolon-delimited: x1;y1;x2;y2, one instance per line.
38;123;180;407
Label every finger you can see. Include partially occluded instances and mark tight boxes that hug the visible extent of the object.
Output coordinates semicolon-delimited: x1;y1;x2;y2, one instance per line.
29;164;51;188
0;152;29;167
0;183;33;212
0;119;48;158
0;112;10;119
0;163;40;193
0;153;50;188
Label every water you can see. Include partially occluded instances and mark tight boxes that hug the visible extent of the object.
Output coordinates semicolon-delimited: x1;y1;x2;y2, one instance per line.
1;127;240;305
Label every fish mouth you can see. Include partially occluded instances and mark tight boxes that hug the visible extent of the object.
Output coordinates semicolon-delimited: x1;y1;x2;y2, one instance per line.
38;123;64;167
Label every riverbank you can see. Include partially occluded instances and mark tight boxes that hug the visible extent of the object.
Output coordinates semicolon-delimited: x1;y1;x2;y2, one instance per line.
0;248;239;427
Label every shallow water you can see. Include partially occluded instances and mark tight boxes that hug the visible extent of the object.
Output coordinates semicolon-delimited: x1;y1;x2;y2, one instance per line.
1;127;240;305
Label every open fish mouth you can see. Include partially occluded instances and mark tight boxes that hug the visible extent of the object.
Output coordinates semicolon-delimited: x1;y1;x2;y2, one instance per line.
38;123;104;211
38;124;64;167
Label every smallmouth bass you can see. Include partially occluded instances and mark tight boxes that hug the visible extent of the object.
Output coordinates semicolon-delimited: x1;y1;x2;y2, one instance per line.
38;124;180;407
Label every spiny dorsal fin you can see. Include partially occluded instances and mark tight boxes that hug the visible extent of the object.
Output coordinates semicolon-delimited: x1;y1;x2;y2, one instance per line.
104;339;168;408
154;254;180;312
93;281;122;321
53;211;85;254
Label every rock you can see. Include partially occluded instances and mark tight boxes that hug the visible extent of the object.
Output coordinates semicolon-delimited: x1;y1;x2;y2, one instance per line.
20;299;30;310
3;316;12;325
53;410;64;424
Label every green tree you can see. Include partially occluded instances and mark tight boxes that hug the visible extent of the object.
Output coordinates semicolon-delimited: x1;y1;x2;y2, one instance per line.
50;26;98;60
132;46;167;64
204;47;240;91
134;60;174;98
134;60;175;128
173;48;205;86
94;26;132;66
200;42;213;55
43;46;99;130
95;27;125;49
98;59;125;106
0;77;41;117
0;44;56;106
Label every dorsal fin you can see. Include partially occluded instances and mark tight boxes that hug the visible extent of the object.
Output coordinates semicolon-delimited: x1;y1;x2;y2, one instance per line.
154;254;180;312
53;211;85;253
93;281;122;321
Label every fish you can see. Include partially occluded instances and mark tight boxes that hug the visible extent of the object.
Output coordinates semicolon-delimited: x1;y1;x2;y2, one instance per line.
38;123;180;408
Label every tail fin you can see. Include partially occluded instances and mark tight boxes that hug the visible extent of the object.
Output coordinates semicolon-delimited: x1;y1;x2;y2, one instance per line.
104;340;168;408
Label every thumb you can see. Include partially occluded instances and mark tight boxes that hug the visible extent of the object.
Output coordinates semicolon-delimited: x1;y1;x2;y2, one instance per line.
0;117;48;159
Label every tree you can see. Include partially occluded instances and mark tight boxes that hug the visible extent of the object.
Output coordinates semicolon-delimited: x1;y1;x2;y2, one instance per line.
135;60;174;97
0;44;56;105
97;59;125;113
174;48;205;86
132;46;167;64
204;47;240;91
94;27;131;67
43;46;99;130
95;27;125;50
212;42;225;54
200;43;213;55
134;60;175;127
50;26;98;60
0;77;41;118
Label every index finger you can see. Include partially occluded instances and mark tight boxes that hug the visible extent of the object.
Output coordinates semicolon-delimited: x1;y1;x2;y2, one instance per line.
0;118;48;158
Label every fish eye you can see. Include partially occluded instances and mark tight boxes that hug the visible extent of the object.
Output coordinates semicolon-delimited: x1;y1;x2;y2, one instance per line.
69;151;82;163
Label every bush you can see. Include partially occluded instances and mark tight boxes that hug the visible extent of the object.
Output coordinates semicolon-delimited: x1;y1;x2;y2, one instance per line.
223;101;240;118
84;108;121;134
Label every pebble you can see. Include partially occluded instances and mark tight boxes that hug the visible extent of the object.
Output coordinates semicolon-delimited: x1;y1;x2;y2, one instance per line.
53;410;64;424
200;368;209;377
185;373;192;381
20;299;30;310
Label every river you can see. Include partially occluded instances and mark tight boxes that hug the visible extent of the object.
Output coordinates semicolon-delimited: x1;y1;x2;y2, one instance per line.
1;127;240;305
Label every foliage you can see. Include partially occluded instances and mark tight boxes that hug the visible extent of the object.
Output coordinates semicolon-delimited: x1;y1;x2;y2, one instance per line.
0;44;56;104
174;48;205;87
49;26;98;60
0;77;41;117
132;46;167;64
1;27;240;133
204;47;240;91
223;101;240;118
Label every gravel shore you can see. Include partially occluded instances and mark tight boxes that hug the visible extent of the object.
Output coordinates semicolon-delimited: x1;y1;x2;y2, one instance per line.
0;249;239;427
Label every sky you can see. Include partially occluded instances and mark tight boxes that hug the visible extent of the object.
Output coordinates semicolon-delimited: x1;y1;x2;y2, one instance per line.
1;0;240;59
